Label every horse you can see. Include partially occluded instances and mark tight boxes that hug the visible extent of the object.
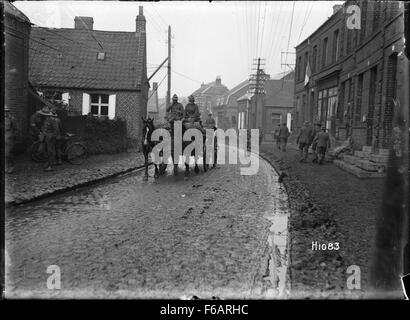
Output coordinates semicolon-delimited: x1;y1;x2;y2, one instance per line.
141;117;217;180
141;117;167;181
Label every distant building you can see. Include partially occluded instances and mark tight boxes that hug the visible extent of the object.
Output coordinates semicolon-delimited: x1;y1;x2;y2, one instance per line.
190;76;229;121
28;7;148;140
294;1;406;149
237;71;294;143
214;80;249;130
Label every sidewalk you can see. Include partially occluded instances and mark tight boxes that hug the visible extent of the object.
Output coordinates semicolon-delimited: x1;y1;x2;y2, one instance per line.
260;142;386;298
5;150;146;205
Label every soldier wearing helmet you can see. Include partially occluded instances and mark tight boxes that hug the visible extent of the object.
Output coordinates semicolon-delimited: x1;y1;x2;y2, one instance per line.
184;95;200;124
166;94;185;123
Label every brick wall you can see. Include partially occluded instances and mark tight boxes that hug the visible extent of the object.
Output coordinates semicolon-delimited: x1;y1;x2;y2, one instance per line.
294;0;405;150
4;9;30;144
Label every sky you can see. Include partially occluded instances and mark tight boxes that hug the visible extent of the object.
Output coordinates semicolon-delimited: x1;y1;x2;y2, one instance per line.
14;1;344;98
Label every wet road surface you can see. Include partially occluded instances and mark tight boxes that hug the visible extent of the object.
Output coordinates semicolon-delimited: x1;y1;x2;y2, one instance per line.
6;147;290;298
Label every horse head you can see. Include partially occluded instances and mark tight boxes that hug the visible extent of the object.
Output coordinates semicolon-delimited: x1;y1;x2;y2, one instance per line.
142;117;155;146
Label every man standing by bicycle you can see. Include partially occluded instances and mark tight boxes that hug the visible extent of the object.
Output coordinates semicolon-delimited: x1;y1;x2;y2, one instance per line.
39;107;58;171
51;107;64;165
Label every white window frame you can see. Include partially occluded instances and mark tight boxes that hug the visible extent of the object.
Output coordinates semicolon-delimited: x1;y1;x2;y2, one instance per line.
90;94;110;117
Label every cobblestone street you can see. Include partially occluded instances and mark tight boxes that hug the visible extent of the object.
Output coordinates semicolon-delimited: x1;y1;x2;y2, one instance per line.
5;148;290;299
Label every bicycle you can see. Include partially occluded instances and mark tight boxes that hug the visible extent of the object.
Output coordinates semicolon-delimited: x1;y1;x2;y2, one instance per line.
30;133;87;165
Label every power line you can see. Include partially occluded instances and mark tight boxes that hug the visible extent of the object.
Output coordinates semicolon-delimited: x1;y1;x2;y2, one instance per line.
148;73;167;100
259;1;268;59
297;2;314;44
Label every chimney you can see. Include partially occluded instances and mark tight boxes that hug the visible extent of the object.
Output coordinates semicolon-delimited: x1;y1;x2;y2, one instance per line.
74;16;94;30
216;76;221;85
136;6;146;34
332;4;343;14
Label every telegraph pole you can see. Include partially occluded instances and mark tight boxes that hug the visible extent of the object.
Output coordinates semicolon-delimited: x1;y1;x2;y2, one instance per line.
249;58;266;129
166;25;171;110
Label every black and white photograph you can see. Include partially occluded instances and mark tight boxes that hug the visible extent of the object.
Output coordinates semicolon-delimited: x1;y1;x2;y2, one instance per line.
2;0;409;303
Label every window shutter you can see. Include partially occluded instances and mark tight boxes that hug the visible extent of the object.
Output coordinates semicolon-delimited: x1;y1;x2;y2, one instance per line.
108;94;116;119
82;93;90;115
62;92;70;105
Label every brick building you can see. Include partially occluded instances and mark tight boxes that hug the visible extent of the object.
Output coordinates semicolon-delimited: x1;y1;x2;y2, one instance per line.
28;7;148;141
190;76;229;122
294;0;406;150
213;79;249;130
4;1;31;143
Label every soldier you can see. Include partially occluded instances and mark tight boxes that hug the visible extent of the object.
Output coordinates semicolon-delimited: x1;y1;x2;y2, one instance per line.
5;105;18;173
296;121;313;162
29;109;46;141
184;95;200;124
278;123;290;152
166;94;185;124
39;107;58;171
273;124;281;150
313;126;331;165
204;113;216;130
311;123;322;163
51;107;64;165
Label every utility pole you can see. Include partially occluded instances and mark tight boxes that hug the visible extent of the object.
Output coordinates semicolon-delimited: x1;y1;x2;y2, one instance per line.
166;26;171;110
249;58;266;130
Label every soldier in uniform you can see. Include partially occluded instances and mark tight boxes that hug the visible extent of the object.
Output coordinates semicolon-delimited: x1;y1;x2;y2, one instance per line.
29;109;46;141
278;123;290;152
5;105;18;173
184;95;201;124
311;123;322;163
204;113;216;130
273;124;281;150
51;107;64;165
313;126;331;165
39;107;58;171
166;94;185;124
296;121;313;162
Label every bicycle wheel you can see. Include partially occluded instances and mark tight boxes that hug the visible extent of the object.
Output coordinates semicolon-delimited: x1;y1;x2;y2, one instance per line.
66;143;87;165
30;141;48;163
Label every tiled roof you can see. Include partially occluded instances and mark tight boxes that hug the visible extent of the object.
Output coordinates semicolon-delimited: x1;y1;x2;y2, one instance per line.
4;2;31;23
29;27;144;90
221;79;248;105
191;81;228;97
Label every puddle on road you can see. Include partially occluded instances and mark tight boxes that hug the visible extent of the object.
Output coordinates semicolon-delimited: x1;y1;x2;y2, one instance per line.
261;162;290;299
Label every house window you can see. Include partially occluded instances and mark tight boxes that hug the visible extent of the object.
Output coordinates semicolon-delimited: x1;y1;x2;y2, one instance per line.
232;116;237;126
312;45;317;73
90;94;109;116
297;56;302;81
97;52;106;60
332;30;339;63
304;52;308;76
372;1;381;32
317;87;338;128
355;74;364;125
360;1;368;42
321;37;328;68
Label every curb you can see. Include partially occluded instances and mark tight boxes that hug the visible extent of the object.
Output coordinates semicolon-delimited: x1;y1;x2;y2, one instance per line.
6;162;152;207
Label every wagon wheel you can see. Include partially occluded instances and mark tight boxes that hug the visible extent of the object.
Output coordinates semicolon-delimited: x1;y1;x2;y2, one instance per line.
66;143;87;165
30;141;48;163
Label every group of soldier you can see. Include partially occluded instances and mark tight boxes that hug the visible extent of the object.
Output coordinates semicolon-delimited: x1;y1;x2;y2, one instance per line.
166;94;216;129
29;105;64;171
296;121;331;165
273;121;331;164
